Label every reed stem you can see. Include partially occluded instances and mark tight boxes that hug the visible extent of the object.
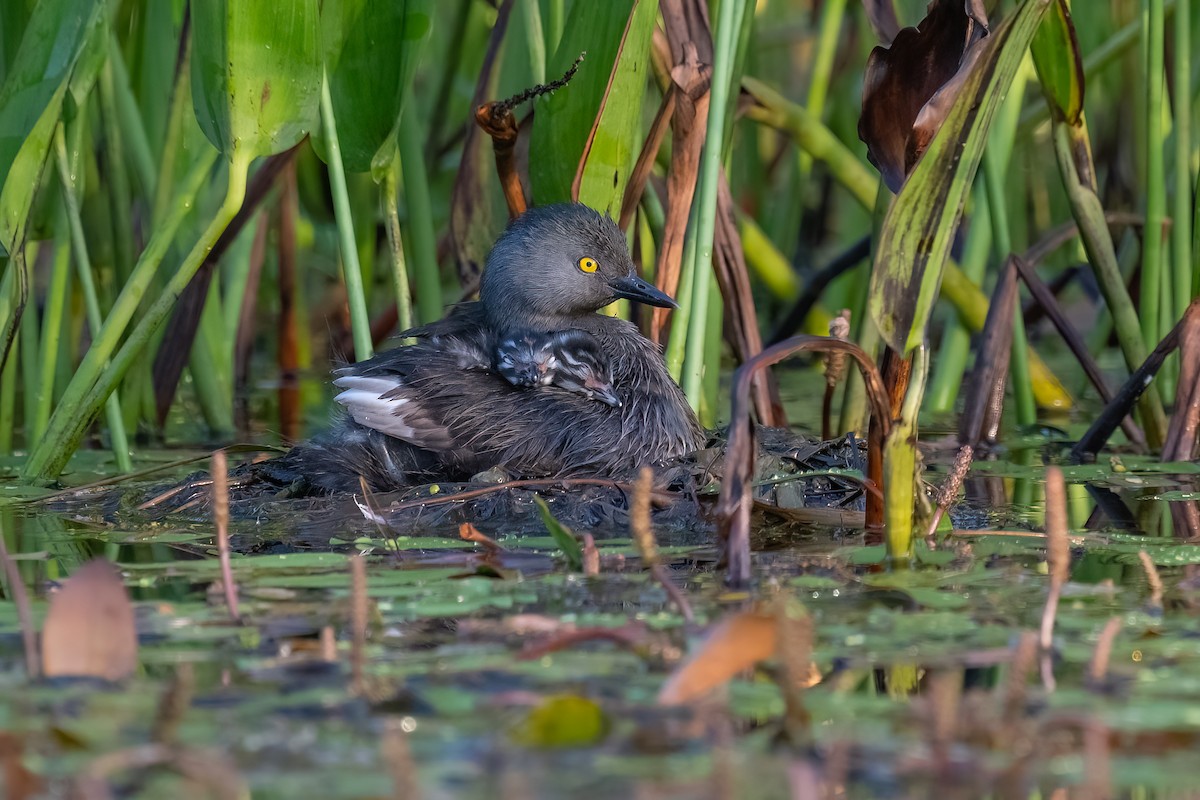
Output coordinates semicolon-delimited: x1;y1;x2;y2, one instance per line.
1139;0;1166;348
682;0;749;408
320;69;373;362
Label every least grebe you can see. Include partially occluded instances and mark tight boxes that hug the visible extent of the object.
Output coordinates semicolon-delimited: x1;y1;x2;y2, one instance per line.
494;329;621;408
271;204;706;493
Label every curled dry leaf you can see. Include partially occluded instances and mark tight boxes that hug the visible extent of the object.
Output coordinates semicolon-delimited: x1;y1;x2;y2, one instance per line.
657;609;776;705
41;559;138;682
859;0;989;193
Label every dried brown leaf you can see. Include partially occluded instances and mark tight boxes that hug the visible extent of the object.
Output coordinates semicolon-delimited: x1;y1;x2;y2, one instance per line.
657;610;775;705
41;559;137;682
859;0;989;192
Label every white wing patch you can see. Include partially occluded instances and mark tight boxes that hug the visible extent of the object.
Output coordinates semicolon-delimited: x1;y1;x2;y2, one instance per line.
333;375;418;441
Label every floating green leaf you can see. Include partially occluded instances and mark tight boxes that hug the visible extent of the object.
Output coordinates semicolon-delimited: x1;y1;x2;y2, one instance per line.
869;0;1051;355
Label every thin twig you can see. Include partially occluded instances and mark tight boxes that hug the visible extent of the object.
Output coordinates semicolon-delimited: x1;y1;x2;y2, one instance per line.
382;477;633;514
1039;466;1070;657
1138;550;1164;610
211;450;239;622
631;467;694;623
1088;616;1122;686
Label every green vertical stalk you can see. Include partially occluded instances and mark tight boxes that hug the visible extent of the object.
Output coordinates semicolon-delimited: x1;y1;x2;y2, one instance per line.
0;329;15;454
699;276;723;428
398;108;443;325
53;126;133;473
1194;163;1200;298
108;34;156;203
383;155;414;334
320;70;373;362
682;0;749;407
1171;0;1191;322
191;278;235;435
152;29;192;226
665;213;698;381
19;257;39;446
34;207;72;441
928;184;992;412
884;346;927;564
797;0;847;181
98;61;135;283
1140;0;1166;346
22;149;238;483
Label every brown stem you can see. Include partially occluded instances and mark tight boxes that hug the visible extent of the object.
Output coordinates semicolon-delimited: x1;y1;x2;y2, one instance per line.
716;336;891;587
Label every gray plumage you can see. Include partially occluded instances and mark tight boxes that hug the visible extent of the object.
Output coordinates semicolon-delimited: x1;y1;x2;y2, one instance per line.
268;204;705;493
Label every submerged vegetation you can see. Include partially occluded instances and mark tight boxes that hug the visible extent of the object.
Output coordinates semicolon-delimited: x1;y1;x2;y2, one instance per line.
0;0;1199;796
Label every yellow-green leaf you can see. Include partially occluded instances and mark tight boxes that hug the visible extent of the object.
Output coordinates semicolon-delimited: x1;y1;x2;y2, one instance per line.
869;0;1052;355
1030;0;1084;125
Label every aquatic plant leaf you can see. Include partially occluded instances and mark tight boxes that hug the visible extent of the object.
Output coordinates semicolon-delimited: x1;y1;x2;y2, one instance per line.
512;694;610;748
570;0;659;216
315;0;435;176
533;496;584;570
530;0;639;205
869;0;1051;355
859;0;989;194
658;609;776;705
42;559;137;681
190;0;321;161
1029;0;1084;125
0;0;107;255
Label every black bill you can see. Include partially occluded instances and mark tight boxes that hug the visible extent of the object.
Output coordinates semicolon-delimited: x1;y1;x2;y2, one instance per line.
609;274;678;309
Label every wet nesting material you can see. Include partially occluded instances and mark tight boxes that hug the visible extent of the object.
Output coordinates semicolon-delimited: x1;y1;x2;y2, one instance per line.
43;428;868;552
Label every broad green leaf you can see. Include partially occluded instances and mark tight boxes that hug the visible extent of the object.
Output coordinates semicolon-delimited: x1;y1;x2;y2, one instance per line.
869;0;1051;354
0;0;107;254
533;496;583;570
570;0;658;216
190;0;321;163
1030;0;1083;125
316;0;435;176
529;0;638;206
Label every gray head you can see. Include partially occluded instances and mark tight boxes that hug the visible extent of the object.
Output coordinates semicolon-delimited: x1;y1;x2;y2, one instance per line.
480;204;675;331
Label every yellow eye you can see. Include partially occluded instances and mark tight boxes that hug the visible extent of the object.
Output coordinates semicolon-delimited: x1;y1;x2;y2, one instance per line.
578;256;598;273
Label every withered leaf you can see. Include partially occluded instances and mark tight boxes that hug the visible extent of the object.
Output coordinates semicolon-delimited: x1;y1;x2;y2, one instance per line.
657;609;776;705
859;0;989;193
42;559;138;682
